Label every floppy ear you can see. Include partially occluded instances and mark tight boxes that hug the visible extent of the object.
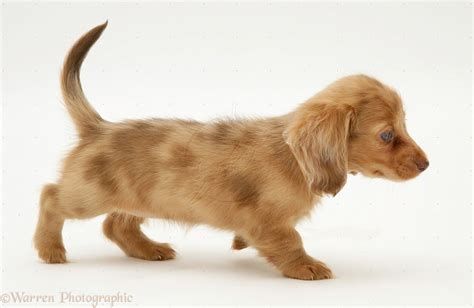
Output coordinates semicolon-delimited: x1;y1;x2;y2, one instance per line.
284;102;355;196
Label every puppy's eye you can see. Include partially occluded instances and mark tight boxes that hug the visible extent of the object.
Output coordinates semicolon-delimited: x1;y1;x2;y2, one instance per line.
380;131;394;143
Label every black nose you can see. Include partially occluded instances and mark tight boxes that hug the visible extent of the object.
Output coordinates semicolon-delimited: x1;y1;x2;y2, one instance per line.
415;159;429;172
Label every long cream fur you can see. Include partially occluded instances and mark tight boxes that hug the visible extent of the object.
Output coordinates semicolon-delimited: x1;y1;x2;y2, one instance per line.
34;22;428;280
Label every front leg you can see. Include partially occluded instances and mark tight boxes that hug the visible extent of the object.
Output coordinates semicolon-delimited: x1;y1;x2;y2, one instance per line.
231;235;248;250
246;226;332;280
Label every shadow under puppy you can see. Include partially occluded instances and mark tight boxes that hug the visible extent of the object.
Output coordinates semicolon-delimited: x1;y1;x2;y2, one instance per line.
34;22;429;280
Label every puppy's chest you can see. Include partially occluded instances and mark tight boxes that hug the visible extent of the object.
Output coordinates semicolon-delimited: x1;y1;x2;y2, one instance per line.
276;192;321;224
299;194;321;217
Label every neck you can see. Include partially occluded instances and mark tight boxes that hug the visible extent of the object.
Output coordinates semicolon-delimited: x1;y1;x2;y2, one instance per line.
258;114;308;193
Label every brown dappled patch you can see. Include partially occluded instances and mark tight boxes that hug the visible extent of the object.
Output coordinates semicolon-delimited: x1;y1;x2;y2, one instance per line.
199;121;259;148
237;127;258;146
85;154;119;193
196;121;233;145
169;144;196;168
225;173;261;207
111;121;171;152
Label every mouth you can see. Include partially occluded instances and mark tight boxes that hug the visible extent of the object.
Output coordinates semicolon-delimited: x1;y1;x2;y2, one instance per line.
395;163;420;180
373;170;385;177
372;168;408;182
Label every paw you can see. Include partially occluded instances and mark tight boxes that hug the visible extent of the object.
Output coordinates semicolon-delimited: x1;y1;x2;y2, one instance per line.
129;242;176;261
38;246;67;264
232;236;248;250
283;259;333;280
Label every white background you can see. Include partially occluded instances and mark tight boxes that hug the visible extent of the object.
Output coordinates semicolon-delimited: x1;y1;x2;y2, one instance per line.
2;1;472;306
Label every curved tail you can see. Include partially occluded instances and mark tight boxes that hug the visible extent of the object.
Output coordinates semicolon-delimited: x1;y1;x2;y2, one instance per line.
61;22;108;138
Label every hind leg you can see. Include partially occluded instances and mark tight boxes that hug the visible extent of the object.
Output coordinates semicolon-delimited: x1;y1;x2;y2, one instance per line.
103;213;176;261
34;184;66;263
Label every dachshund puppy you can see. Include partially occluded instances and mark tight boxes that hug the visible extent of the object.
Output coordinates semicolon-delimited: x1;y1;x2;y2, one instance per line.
34;22;428;280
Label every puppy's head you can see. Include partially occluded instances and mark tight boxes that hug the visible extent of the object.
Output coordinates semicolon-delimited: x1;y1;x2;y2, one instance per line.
285;74;428;196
